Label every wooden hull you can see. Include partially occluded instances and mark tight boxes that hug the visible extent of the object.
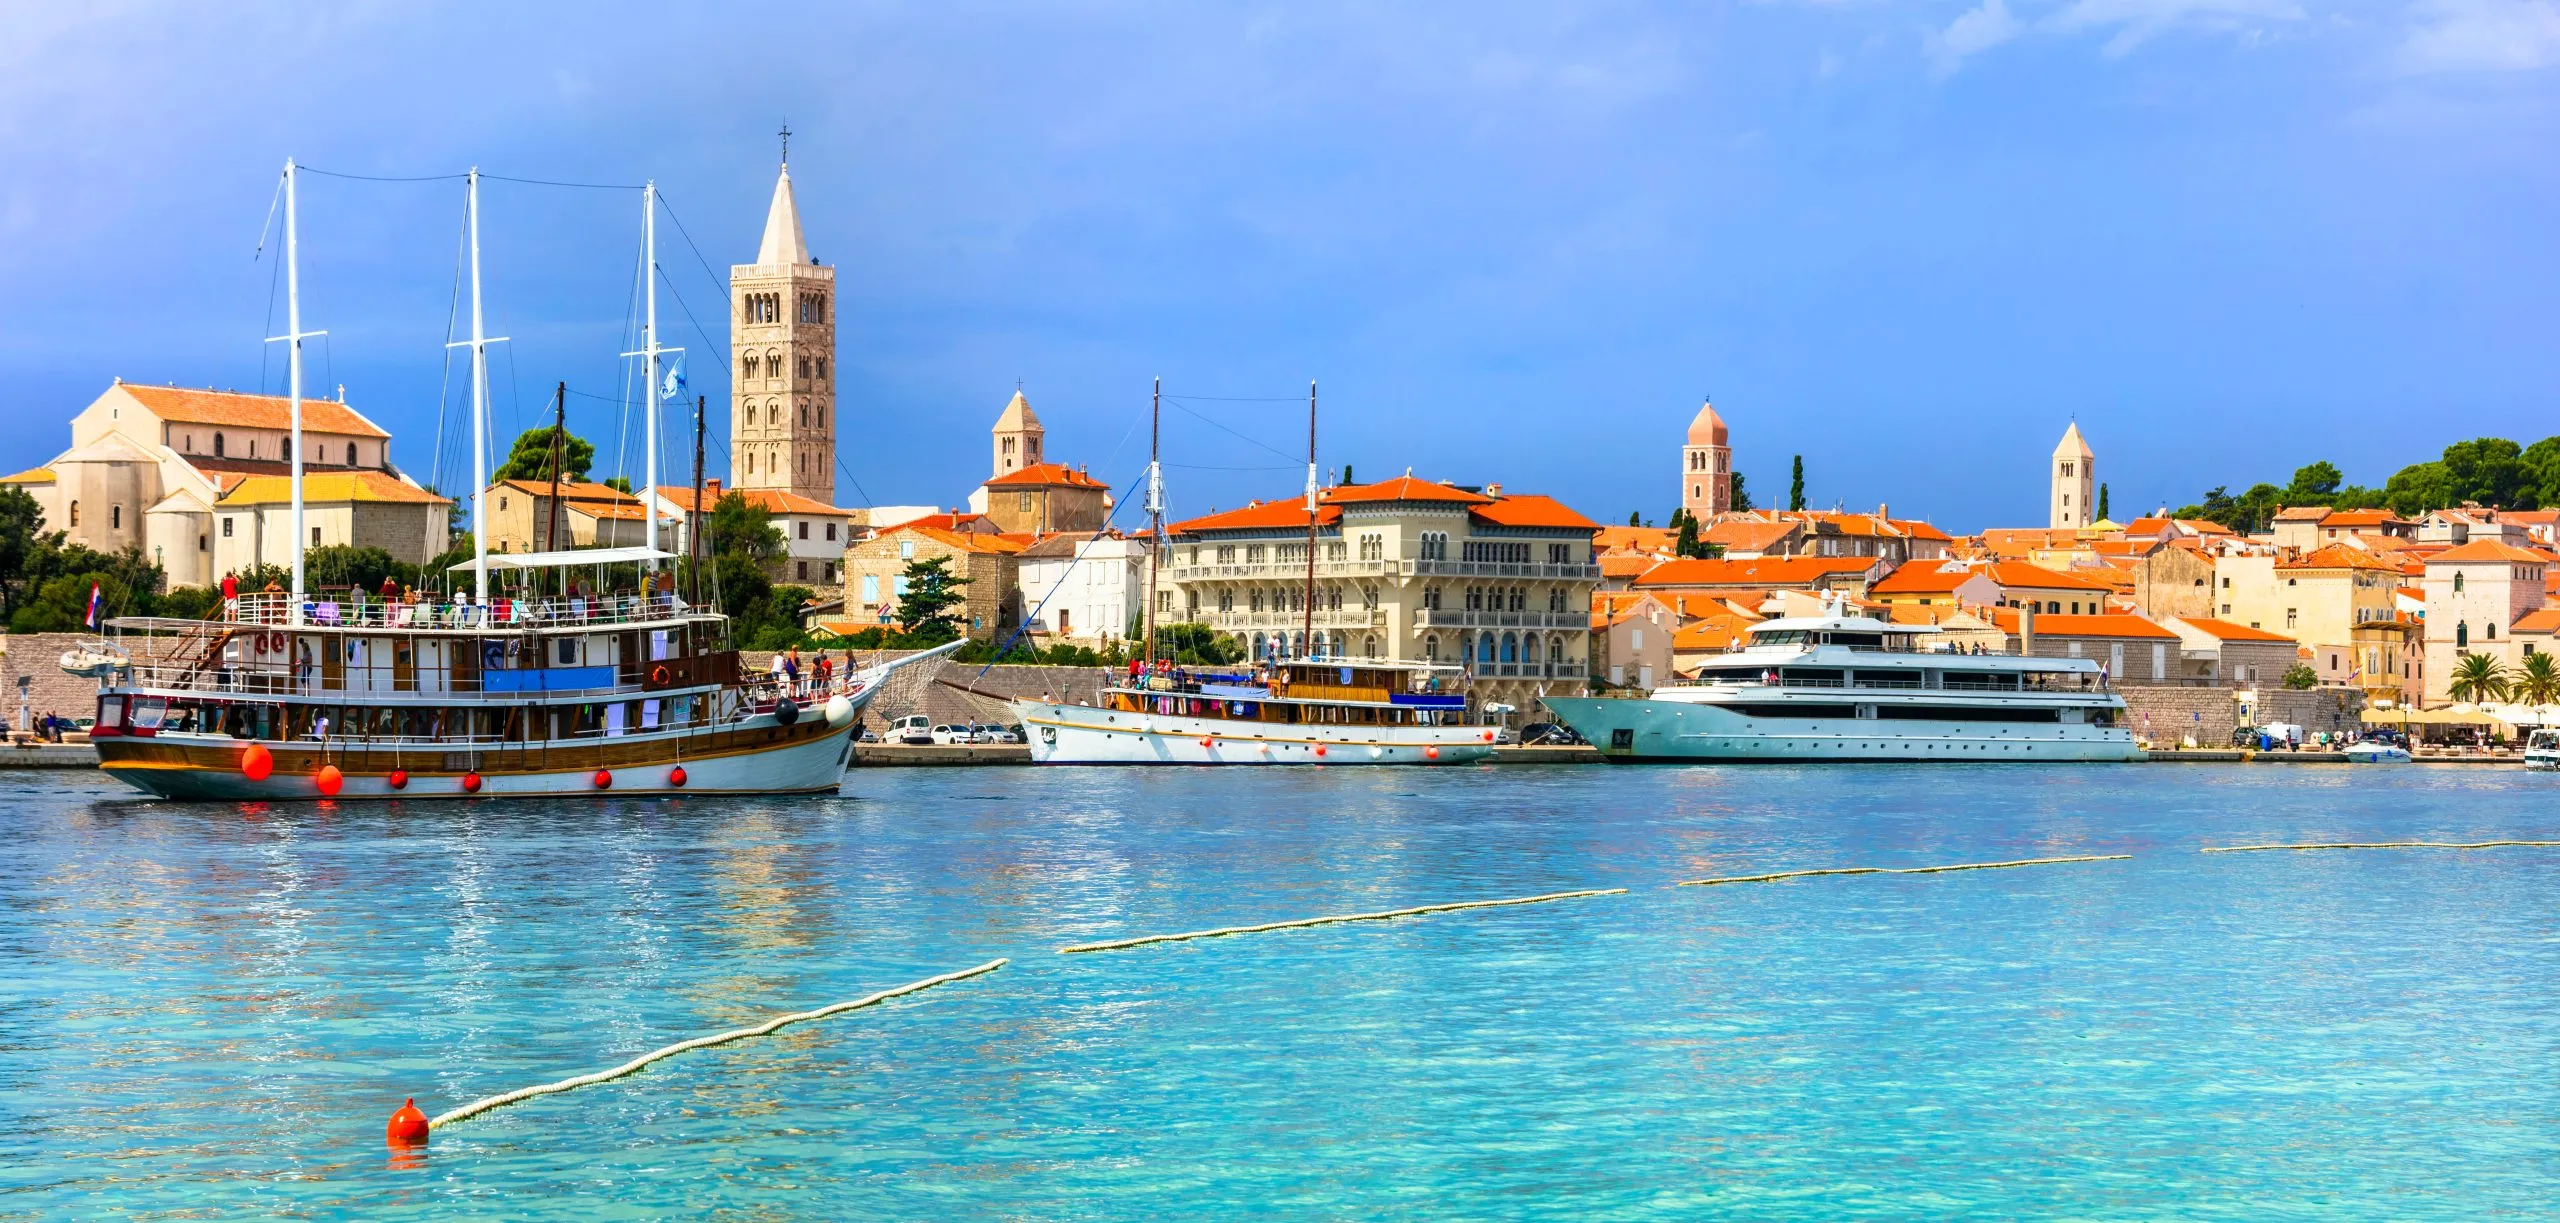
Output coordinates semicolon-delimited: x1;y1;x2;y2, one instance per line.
95;707;863;801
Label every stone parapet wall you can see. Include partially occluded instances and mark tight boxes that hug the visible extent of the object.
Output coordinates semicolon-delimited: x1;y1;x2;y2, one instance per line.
0;634;113;734
2250;686;2365;738
2118;684;2237;748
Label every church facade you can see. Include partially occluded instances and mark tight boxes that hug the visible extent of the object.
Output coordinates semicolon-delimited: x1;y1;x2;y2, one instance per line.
730;161;836;503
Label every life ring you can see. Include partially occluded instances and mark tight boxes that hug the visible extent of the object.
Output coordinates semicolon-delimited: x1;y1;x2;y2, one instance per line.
649;663;672;687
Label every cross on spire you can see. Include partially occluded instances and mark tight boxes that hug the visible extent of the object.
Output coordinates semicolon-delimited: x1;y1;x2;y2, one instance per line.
778;122;792;166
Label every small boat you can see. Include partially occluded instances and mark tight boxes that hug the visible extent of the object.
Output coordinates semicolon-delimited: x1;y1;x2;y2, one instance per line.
2342;739;2412;764
2526;728;2559;771
57;643;129;679
1014;658;1497;765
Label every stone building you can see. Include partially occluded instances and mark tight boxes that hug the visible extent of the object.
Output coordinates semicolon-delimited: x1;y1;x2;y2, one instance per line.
1;381;418;588
1163;474;1602;716
1016;532;1151;645
2017;613;2179;683
2162;617;2301;688
2420;539;2548;705
840;522;1026;639
730;159;836;502
1679;399;1731;520
211;473;450;579
2128;541;2215;621
2050;422;2094;531
990;388;1044;479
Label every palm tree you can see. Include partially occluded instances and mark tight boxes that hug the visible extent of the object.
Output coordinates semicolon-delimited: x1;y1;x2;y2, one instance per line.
2447;652;2512;704
2513;651;2560;706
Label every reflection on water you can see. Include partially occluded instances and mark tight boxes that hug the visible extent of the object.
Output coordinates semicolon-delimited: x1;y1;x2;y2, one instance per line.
1;764;2555;1218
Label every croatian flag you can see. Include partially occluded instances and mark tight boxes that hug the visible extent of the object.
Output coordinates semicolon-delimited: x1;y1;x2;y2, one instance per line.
659;356;687;403
84;581;102;628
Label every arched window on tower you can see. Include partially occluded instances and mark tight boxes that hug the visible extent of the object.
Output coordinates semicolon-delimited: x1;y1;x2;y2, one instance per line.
213;433;225;457
69;501;80;527
347;442;358;466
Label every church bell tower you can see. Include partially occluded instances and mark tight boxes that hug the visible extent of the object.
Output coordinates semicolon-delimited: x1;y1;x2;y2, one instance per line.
730;136;836;502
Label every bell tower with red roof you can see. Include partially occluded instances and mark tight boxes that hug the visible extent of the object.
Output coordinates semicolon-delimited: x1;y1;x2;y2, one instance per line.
1682;399;1732;520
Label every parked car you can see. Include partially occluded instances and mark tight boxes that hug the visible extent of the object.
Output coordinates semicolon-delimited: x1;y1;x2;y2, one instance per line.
890;715;934;745
930;723;968;745
1519;722;1585;746
991;724;1026;744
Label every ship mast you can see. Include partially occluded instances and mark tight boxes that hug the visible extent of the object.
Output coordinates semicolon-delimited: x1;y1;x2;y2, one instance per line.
625;182;680;570
450;168;507;605
1143;377;1163;670
1303;379;1316;660
269;159;323;621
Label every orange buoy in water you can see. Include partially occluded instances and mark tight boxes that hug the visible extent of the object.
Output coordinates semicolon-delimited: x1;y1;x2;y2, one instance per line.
668;765;687;788
386;1097;429;1145
387;769;408;790
315;764;344;797
593;769;612;789
1426;746;1441;760
241;742;273;782
461;772;482;794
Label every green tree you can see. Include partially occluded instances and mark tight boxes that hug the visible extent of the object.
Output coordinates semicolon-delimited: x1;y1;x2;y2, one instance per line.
1151;622;1243;665
1789;455;1806;512
1627;510;1642;527
2524;437;2560;508
2284;461;2343;504
2233;483;2284;534
1729;471;1752;513
893;555;970;643
603;475;633;494
2447;653;2511;704
2512;651;2560;706
303;545;414;592
2098;483;2110;521
1674;514;1703;558
494;424;596;484
0;487;43;617
2280;663;2319;690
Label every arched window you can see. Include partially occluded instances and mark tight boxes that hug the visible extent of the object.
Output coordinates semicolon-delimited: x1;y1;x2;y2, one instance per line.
1550;634;1568;666
110;505;121;529
2456;621;2468;648
1526;635;1542;663
2454;572;2465;593
213;433;224;457
766;349;782;379
69;500;80;526
746;452;755;474
1478;634;1496;664
1501;633;1518;663
2486;623;2497;640
743;355;758;380
1365;634;1379;658
347;442;359;466
1424;634;1439;660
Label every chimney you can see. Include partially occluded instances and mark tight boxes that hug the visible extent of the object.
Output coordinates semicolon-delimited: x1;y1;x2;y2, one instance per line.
1485;483;1503;498
2019;605;2036;656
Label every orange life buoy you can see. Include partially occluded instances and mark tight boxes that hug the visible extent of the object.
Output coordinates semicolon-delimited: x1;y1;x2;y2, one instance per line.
650;664;672;687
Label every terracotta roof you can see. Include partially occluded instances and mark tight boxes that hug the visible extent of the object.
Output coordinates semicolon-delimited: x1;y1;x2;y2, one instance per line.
2175;617;2295;643
2322;509;2405;528
1468;494;1599;530
2273;506;2332;522
1672;618;1750;650
2426;540;2549;564
1686;400;1728;446
216;471;449;507
496;478;635;503
2512;608;2560;634
1593;525;1675;552
119;384;388;439
1700;520;1799;553
2281;543;2401;572
1326;475;1494;505
2027;613;2178;640
1167;500;1341;534
984;461;1108;490
1014;531;1108;559
1982;560;2116;592
1869;561;1983;595
879;522;1028;555
1598;555;1660;580
2177;518;2237;535
1892;519;1954;542
578;501;649;521
1632;556;1876;589
0;466;55;484
735;488;856;516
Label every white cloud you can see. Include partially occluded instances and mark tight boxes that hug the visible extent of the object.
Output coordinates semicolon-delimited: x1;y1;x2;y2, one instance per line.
2045;0;2305;57
1928;0;2025;74
2397;0;2560;72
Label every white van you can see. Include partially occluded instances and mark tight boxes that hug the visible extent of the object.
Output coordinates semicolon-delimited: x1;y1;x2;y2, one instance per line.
889;715;934;745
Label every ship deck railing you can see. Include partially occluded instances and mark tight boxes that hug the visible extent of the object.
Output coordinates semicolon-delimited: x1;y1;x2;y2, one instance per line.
215;590;707;632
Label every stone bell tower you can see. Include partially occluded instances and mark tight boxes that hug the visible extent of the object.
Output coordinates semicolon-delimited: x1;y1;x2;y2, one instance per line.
730;144;836;502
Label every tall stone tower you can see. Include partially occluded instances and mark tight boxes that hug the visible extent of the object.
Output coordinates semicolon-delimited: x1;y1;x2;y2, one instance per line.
991;388;1044;479
1681;399;1732;520
2050;421;2094;531
730;158;836;502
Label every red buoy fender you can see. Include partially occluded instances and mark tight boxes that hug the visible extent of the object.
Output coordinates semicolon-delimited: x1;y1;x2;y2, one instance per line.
387;1097;429;1145
240;742;274;782
461;772;482;794
1426;747;1441;760
593;769;613;790
387;769;408;790
668;765;688;788
315;764;343;797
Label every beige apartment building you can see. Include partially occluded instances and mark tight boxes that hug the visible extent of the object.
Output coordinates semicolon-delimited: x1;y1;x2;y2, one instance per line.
838;522;1026;639
1163;475;1602;716
2214;544;2401;692
2421;540;2548;705
209;473;450;581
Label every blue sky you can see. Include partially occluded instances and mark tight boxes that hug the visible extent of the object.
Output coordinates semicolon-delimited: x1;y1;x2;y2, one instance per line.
2;2;2553;532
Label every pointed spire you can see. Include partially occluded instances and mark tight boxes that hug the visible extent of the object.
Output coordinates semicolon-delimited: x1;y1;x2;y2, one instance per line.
2054;421;2093;458
757;164;808;266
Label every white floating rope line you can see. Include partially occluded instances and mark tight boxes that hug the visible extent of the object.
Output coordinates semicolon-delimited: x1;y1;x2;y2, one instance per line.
427;958;1008;1130
2201;840;2560;854
1675;854;2131;888
1058;888;1626;955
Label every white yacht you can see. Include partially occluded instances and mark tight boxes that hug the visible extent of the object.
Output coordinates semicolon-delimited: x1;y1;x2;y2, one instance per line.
1543;604;2141;763
1014;658;1498;766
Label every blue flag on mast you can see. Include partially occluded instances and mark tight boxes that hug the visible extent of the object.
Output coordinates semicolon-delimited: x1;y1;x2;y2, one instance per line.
659;356;687;403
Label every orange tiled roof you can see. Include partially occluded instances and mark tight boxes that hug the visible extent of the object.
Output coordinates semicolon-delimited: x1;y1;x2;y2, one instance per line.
1701;520;1799;553
984;461;1109;490
2281;543;2402;571
2321;509;2405;528
1;466;55;484
2426;540;2549;564
1632;556;1876;589
2027;613;2178;639
880;522;1028;555
1982;560;2117;592
1672;618;1751;651
1592;525;1675;552
120;384;389;439
2176;617;2295;643
216;471;449;507
2273;506;2332;523
735;488;855;516
497;478;635;503
1468;494;1599;530
2511;608;2560;634
1598;555;1660;580
1167;500;1341;534
1869;561;1983;595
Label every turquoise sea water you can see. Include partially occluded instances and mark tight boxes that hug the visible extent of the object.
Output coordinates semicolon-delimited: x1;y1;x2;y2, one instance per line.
1;763;2555;1219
